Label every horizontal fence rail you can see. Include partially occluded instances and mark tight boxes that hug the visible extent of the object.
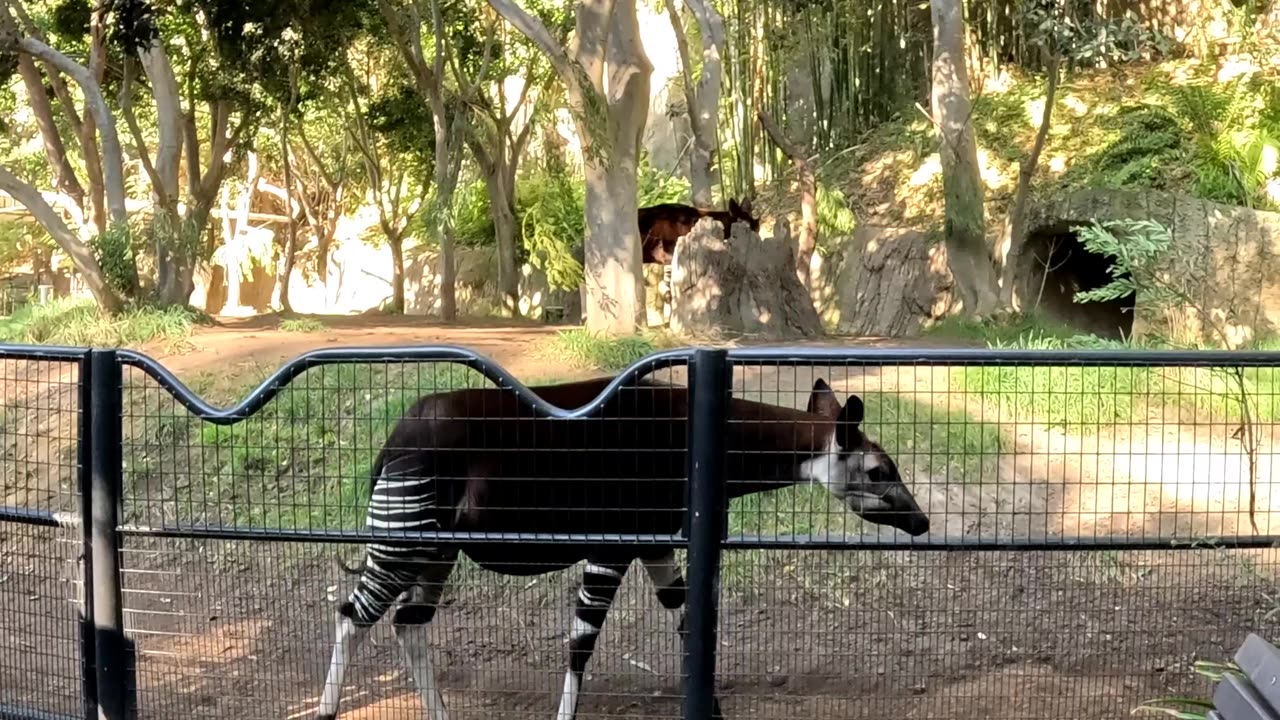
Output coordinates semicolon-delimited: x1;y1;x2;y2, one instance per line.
2;341;1279;720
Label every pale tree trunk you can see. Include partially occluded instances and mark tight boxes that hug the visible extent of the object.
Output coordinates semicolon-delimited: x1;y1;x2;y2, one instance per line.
758;110;818;288
487;0;652;334
664;0;724;206
930;0;998;316
1000;56;1060;309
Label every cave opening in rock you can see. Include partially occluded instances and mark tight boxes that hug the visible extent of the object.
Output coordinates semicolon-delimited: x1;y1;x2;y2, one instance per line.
1021;223;1135;340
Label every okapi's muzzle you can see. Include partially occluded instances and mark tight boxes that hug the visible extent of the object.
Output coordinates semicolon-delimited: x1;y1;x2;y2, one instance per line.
854;483;930;537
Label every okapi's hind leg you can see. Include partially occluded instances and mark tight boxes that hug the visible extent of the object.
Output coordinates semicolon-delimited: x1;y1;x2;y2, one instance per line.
393;550;459;720
641;551;725;720
557;558;630;720
315;545;455;720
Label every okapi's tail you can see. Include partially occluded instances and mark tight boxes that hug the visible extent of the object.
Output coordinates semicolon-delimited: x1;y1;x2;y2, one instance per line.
332;447;390;579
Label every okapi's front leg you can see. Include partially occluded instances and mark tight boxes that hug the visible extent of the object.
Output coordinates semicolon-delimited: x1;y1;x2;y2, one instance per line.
641;551;725;720
557;559;629;720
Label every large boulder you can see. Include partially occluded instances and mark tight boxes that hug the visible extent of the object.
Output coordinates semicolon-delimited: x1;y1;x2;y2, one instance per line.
810;225;956;337
669;217;822;339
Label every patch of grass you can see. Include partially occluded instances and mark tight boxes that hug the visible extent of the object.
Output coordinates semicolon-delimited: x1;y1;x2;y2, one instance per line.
924;312;1082;347
279;317;328;333
124;361;487;531
0;298;202;348
533;328;675;372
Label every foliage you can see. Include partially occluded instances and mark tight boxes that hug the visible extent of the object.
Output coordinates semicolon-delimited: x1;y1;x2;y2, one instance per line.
279;317;328;332
816;182;857;249
366;83;436;180
533;328;668;372
517;168;585;290
1071;218;1172;307
1078;75;1280;208
0;297;200;347
93;224;141;297
1133;660;1244;719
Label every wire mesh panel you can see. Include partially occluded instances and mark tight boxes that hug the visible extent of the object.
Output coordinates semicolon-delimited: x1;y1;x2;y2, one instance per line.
117;352;695;719
0;351;85;718
721;354;1279;719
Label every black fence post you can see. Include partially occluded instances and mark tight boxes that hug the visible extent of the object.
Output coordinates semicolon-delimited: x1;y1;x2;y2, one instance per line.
77;353;97;720
88;350;135;720
684;348;730;720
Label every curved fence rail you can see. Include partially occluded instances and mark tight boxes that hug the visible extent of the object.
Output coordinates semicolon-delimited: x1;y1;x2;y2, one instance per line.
2;341;1279;720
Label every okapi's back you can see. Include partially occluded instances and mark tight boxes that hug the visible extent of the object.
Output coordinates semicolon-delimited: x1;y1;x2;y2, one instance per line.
380;379;692;538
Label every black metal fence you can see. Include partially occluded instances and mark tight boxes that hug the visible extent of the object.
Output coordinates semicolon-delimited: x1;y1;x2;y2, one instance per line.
2;343;1280;720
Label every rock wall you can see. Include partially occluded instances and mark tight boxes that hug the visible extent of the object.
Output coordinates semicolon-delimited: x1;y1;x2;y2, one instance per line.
1023;189;1280;347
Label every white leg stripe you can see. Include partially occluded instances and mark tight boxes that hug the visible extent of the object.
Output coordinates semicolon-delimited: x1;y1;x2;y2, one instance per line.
585;563;623;579
570;615;598;641
367;517;441;530
397;623;449;720
382;455;424;474
578;587;611;606
555;670;580;720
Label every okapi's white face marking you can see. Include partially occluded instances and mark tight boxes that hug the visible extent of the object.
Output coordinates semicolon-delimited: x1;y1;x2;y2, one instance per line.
800;435;895;513
801;379;931;537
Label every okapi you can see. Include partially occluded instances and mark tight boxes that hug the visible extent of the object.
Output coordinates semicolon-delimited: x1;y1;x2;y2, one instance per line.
639;198;761;265
316;374;929;720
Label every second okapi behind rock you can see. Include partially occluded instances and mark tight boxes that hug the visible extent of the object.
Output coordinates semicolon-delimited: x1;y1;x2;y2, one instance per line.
316;374;930;720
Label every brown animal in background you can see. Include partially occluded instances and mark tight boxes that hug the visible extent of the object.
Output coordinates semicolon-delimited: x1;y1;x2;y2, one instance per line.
638;198;760;264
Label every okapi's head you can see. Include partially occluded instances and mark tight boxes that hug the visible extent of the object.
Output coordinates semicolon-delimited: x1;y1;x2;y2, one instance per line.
801;379;930;536
726;198;761;233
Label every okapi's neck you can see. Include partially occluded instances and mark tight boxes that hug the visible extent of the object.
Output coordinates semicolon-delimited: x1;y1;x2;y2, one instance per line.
724;397;833;500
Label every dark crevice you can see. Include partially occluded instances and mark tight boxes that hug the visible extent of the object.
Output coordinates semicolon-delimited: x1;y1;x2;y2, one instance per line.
1021;223;1135;340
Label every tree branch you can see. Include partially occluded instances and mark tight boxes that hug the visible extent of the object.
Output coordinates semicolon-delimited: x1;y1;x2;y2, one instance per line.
17;36;127;227
485;0;578;91
118;58;169;209
14;53;87;213
0;164;122;312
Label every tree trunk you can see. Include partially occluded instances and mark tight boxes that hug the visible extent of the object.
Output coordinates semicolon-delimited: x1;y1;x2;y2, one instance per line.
665;0;725;207
389;228;406;313
929;0;997;316
486;0;652;334
583;158;647;333
1000;56;1060;309
758;110;818;288
279;121;300;313
138;39;184;206
484;165;521;316
0;166;122;312
581;0;651;334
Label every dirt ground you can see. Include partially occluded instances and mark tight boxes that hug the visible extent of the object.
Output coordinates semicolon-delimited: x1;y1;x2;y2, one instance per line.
2;316;1278;720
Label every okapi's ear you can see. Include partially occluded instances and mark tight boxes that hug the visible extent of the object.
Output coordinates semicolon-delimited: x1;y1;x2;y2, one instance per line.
838;394;865;426
728;198;742;215
806;378;841;418
739;197;753;216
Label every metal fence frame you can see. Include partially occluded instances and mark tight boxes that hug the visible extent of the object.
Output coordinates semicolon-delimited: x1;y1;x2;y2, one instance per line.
4;341;1280;720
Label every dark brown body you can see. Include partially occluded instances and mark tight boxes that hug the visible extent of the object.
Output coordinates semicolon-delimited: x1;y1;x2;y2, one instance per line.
372;376;829;574
638;199;760;265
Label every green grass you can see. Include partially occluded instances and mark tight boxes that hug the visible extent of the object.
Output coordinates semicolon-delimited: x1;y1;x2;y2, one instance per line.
124;361;487;531
934;315;1280;430
532;328;673;372
0;298;202;347
279;317;328;333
